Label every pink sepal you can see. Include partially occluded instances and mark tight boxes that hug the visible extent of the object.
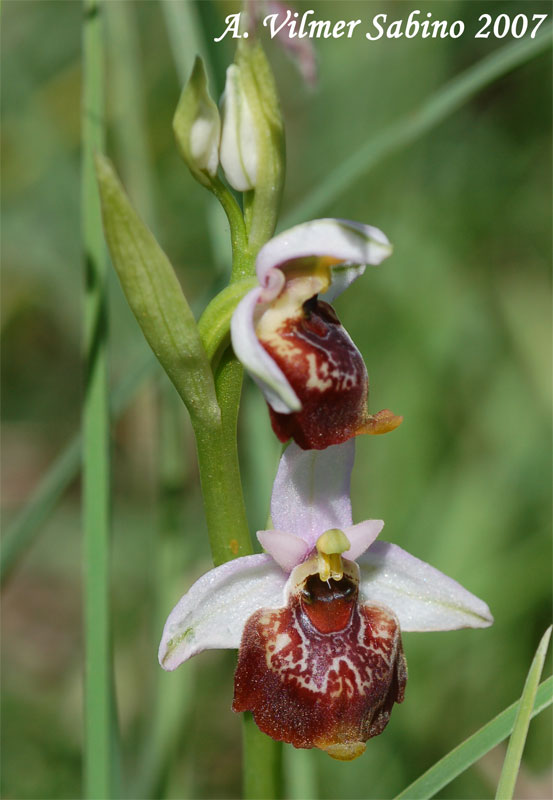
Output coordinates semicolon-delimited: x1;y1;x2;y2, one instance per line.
271;441;354;548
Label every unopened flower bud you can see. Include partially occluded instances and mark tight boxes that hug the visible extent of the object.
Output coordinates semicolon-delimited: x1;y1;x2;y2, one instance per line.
219;63;258;191
173;56;220;187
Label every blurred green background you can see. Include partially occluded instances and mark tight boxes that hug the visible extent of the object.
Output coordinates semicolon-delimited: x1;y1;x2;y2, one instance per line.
1;1;551;798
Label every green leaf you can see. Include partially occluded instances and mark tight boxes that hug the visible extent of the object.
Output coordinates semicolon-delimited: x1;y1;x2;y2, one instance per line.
95;154;219;426
495;626;552;799
394;676;553;800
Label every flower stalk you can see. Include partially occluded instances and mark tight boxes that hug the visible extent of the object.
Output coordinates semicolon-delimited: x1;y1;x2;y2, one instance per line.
195;352;252;565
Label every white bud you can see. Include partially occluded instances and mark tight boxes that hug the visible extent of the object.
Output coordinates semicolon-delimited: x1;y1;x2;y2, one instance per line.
173;57;220;186
219;64;258;192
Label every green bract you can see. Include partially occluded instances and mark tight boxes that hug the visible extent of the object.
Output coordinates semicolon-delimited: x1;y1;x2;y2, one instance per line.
95;154;219;427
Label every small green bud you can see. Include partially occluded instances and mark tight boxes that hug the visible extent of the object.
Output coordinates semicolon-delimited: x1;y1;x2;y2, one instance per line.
173;56;221;187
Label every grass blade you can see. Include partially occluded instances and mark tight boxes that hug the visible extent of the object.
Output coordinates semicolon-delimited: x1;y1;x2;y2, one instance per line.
159;0;213;88
283;27;552;227
1;271;219;586
1;436;81;582
495;626;552;799
394;675;553;800
1;350;155;584
129;385;196;799
82;0;116;796
105;0;158;229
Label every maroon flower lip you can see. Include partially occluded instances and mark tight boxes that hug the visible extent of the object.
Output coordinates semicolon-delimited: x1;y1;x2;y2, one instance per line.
260;296;402;449
233;568;407;760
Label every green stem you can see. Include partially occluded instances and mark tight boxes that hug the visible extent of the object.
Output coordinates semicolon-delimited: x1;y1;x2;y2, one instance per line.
243;713;283;800
193;349;252;564
180;35;283;800
210;177;254;279
201;325;284;800
82;0;116;796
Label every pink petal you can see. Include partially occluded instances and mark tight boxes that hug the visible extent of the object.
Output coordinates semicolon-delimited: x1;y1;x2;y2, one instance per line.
343;520;385;561
257;529;311;572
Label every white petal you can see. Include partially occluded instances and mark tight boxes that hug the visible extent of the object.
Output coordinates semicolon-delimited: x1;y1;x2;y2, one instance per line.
271;440;354;548
256;219;392;298
358;541;494;631
342;520;384;561
159;554;286;670
257;529;311;572
231;286;301;413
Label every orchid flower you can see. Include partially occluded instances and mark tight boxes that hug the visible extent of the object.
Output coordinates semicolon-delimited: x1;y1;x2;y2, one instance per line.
231;218;403;450
159;441;493;760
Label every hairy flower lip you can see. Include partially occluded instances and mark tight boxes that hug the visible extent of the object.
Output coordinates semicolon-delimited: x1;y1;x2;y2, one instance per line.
232;555;407;757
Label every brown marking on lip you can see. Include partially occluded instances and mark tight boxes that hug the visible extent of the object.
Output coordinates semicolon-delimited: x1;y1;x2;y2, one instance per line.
261;299;368;449
233;572;407;757
259;297;402;449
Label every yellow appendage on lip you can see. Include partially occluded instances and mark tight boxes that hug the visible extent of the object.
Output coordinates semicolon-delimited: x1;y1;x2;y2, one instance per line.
319;741;366;761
